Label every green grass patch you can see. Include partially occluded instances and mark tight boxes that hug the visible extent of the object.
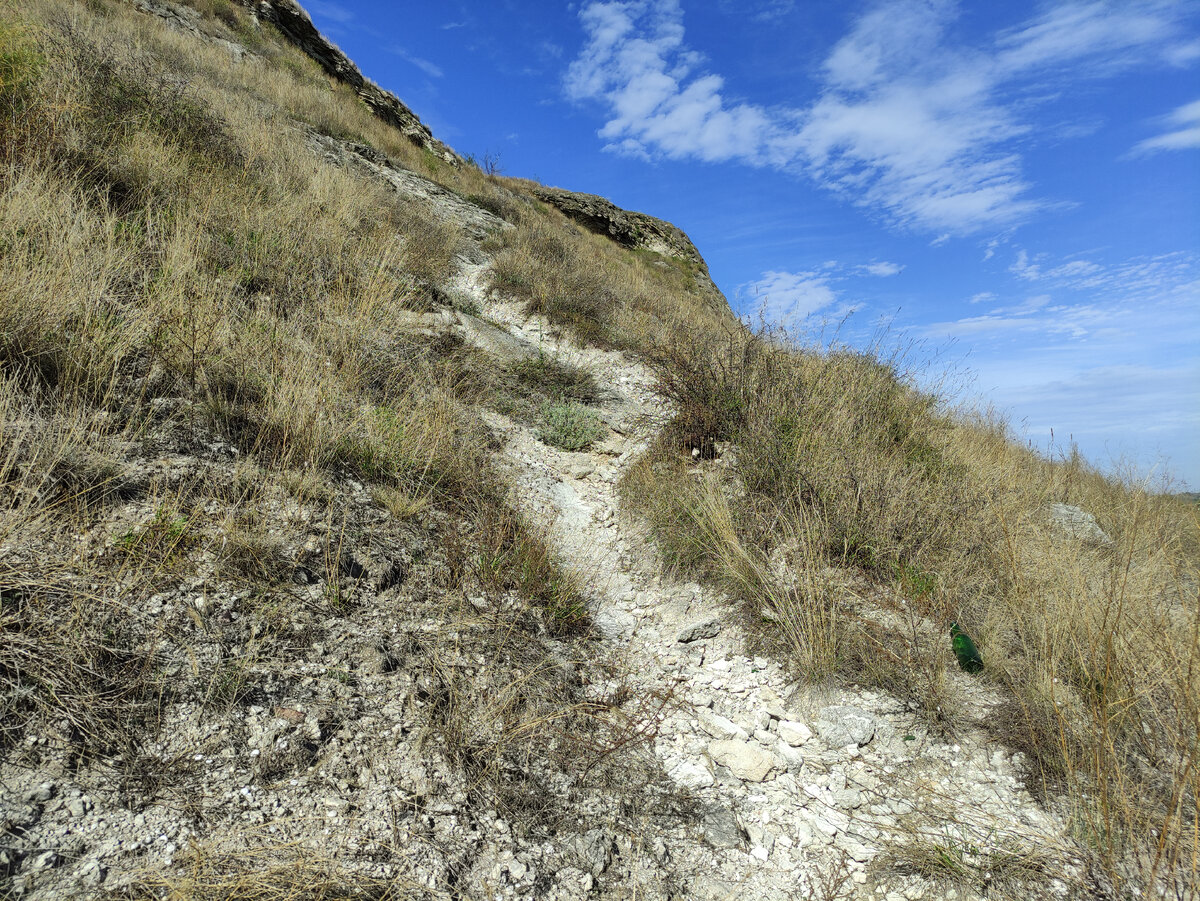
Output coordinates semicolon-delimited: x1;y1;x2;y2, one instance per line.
537;401;604;452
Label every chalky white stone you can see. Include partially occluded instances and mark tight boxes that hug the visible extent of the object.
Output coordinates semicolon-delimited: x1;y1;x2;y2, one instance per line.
708;739;781;783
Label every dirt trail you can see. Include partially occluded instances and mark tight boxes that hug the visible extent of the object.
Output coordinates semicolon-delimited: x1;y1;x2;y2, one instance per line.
448;258;1083;901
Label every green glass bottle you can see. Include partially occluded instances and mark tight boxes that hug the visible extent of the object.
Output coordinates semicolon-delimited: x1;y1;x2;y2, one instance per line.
950;621;984;673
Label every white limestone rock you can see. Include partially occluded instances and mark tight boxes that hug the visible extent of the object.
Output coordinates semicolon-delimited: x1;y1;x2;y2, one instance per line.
708;739;782;783
777;719;812;747
815;705;876;747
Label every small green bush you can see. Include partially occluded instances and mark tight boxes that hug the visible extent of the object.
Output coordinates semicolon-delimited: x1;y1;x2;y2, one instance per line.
537;401;604;451
0;19;41;109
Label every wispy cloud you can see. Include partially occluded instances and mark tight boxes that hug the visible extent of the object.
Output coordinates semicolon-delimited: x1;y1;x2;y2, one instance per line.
567;0;1196;235
717;0;794;22
991;2;1182;74
861;261;904;277
741;258;904;322
742;270;840;323
928;247;1200;485
306;0;355;25
1131;97;1200;155
934;249;1200;343
390;47;444;79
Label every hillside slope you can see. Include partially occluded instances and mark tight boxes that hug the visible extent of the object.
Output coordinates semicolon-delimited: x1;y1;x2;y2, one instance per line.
1;1;1197;900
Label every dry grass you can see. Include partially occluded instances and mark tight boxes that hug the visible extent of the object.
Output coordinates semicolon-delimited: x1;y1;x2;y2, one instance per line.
623;326;1200;896
119;849;439;900
488;201;734;352
879;824;1056;899
0;0;599;872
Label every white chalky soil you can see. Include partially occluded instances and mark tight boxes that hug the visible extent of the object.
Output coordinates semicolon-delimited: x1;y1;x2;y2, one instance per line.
454;257;1083;901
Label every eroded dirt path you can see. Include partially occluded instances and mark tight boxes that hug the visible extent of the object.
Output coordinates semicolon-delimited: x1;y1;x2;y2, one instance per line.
454;258;1084;901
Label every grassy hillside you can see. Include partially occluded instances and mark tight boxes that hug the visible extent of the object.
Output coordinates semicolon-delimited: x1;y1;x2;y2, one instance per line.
624;330;1198;892
1;0;1197;898
0;1;726;896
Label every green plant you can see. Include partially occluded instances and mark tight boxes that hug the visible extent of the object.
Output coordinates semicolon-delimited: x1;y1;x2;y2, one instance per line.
206;657;254;710
0;18;41;111
537;401;604;451
117;505;196;568
882;826;1051;894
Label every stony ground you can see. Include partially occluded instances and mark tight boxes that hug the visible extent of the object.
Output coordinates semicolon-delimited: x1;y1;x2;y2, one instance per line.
464;261;1087;901
1;150;1090;901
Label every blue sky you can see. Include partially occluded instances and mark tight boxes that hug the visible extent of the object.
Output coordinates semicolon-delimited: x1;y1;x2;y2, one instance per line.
303;0;1199;489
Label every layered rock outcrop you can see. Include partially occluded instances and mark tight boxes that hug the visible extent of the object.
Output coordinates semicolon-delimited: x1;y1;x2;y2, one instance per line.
243;0;459;163
533;185;729;312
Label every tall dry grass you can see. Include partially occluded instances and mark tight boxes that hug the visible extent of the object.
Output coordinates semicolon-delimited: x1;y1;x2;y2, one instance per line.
487;200;735;352
0;0;590;790
623;327;1199;896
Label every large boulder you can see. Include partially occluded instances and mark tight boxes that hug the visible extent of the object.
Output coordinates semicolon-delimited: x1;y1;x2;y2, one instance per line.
1046;503;1112;545
707;739;781;782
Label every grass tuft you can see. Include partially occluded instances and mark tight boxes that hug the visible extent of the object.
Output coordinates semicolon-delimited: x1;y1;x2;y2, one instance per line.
536;400;605;452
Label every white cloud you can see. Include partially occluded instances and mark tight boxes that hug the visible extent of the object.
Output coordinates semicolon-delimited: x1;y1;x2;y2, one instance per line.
1009;248;1042;280
992;2;1181;74
717;0;794;21
391;47;444;79
1166;39;1200;67
743;270;840;323
568;0;1195;234
565;1;782;164
1131;97;1200;155
306;0;354;24
932;250;1200;344
861;261;904;277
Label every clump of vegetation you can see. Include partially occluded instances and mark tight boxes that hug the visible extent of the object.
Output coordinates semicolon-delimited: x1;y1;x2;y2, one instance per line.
509;351;600;405
537;400;605;452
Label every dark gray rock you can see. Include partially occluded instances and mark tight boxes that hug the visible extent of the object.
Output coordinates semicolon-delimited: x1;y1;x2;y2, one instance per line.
701;807;746;850
677;617;721;643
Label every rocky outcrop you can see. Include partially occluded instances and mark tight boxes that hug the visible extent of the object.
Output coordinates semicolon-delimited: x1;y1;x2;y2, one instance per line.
533;185;730;313
244;0;459;163
1046;502;1112;545
308;133;507;248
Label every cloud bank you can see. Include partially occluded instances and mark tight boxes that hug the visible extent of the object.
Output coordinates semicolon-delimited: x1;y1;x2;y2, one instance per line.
567;0;1195;234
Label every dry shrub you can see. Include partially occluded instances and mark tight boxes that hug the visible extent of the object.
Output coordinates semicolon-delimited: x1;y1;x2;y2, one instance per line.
120;849;431;900
0;389;166;761
629;320;1200;893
